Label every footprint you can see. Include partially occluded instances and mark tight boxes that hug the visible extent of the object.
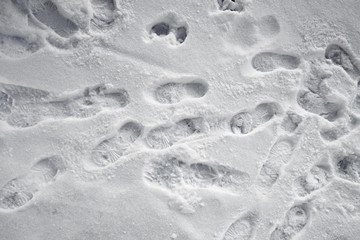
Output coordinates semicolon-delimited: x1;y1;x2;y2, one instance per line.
325;44;360;81
149;13;189;45
352;81;360;110
90;0;116;31
333;154;360;183
1;83;129;128
144;157;250;190
30;1;78;38
252;52;300;72
0;91;14;118
270;203;310;240
281;111;303;133
222;212;257;240
90;121;143;167
0;156;60;210
294;163;332;197
0;33;40;58
319;126;349;142
297;90;343;122
231;102;281;134
154;81;208;104
256;137;296;189
146;117;204;149
217;0;244;12
258;15;280;37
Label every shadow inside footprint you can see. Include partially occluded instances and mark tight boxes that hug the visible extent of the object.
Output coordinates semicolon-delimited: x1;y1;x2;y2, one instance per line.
151;22;170;36
149;13;189;45
0;33;40;58
334;154;360;183
90;121;143;167
252;52;300;72
217;0;244;12
0;156;60;210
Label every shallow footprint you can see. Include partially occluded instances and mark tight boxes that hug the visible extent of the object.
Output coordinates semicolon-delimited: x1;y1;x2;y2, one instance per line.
252;52;300;72
270;203;310;240
222;212;257;240
90;121;143;167
256;137;296;189
325;44;360;80
154;81;208;104
90;0;116;30
294;163;332;197
231;102;281;134
297;90;343;122
146;117;204;149
30;1;78;38
144;157;249;191
0;156;60;210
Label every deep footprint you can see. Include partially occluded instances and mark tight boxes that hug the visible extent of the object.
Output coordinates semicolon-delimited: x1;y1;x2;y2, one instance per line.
90;0;116;30
257;137;296;189
144;157;250;191
294;163;332;197
149;13;188;45
334;154;360;183
231;102;281;134
252;52;300;72
1;83;129;128
222;212;257;240
0;156;60;210
270;203;310;240
217;0;244;12
146;117;204;149
90;121;143;167
154;81;208;104
325;44;360;80
30;1;78;38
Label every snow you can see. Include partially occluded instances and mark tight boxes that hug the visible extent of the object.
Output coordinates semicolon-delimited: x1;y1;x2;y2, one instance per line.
0;0;360;239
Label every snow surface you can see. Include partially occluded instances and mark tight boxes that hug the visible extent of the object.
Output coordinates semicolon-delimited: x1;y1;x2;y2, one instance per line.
0;0;360;239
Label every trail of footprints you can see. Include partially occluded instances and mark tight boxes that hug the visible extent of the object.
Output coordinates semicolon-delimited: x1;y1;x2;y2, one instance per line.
0;83;129;128
1;4;360;240
0;156;61;210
